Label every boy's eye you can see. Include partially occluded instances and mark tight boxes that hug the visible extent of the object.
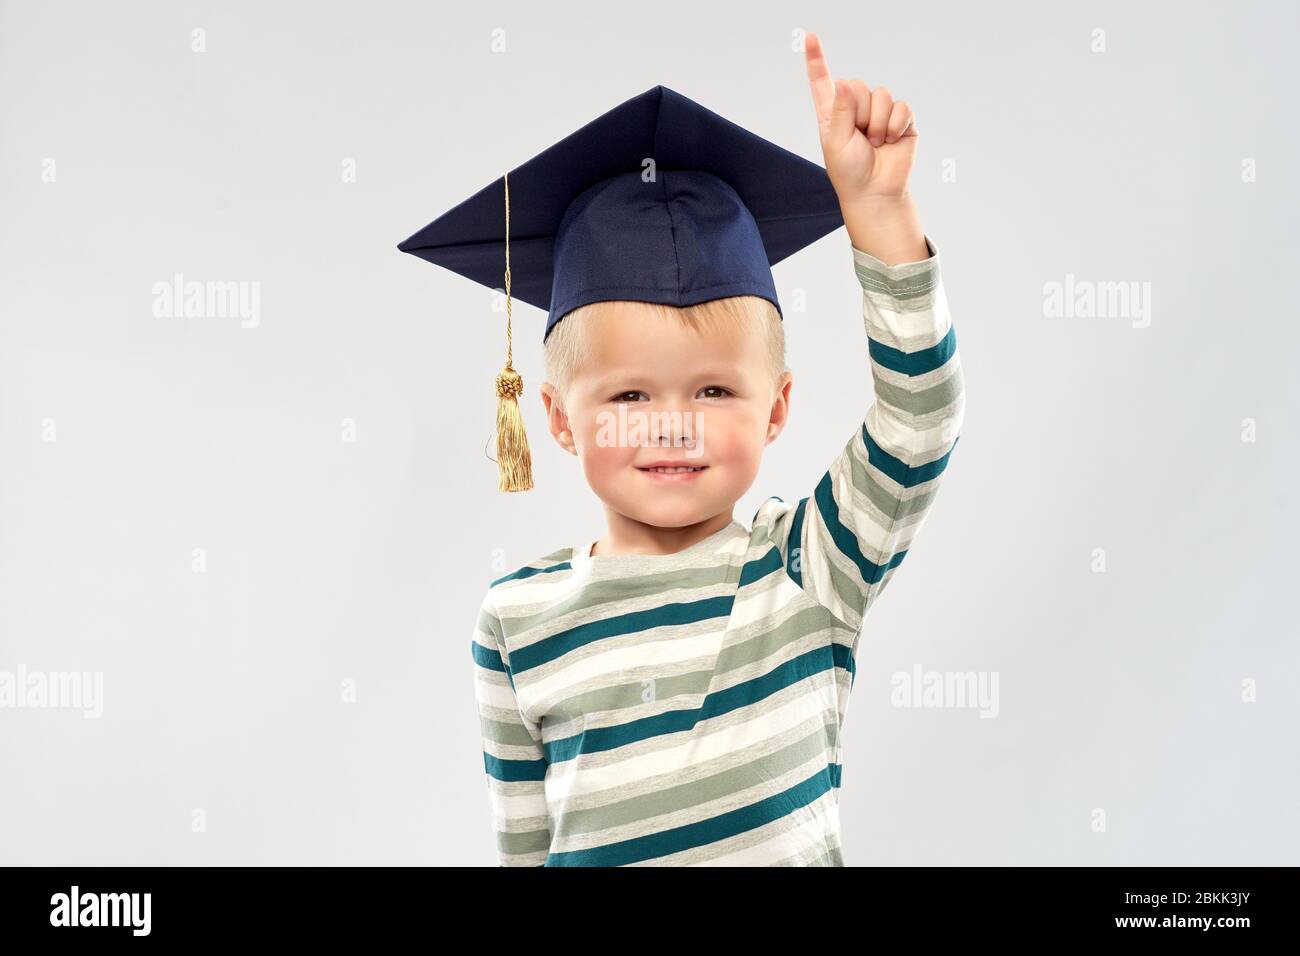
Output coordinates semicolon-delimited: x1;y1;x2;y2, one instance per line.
609;387;732;402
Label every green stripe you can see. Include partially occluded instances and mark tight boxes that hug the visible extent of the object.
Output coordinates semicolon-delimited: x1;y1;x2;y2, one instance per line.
853;260;939;300
550;723;838;840
497;827;552;857
502;561;737;634
844;443;939;521
478;714;540;749
873;370;963;418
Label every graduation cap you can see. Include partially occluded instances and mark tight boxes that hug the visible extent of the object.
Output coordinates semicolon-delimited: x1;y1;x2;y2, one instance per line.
397;84;844;492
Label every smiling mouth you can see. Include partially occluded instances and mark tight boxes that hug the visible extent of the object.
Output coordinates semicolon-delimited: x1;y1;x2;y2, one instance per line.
637;465;708;474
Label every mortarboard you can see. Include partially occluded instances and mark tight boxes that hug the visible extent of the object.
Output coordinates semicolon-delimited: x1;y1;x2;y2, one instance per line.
397;84;844;492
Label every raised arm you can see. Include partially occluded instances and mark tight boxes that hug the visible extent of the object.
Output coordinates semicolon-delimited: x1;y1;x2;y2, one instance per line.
758;235;962;633
754;33;967;631
470;589;552;866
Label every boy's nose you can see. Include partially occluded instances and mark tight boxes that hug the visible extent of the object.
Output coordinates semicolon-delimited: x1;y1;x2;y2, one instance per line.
644;408;702;448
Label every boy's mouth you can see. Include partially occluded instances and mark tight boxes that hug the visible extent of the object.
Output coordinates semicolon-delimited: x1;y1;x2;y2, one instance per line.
636;462;709;481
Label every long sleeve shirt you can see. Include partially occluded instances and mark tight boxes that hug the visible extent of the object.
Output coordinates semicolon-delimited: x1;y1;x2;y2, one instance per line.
470;234;965;866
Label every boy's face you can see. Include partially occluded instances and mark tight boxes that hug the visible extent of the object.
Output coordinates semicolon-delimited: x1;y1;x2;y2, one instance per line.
540;300;793;530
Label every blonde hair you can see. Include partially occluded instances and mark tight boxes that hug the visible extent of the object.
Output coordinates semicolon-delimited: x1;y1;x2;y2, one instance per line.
544;295;786;410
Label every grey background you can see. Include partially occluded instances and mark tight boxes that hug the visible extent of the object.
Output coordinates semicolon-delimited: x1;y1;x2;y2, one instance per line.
1;0;1296;865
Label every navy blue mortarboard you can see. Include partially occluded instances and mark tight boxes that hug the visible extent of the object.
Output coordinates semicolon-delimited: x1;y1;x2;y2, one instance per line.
396;84;844;492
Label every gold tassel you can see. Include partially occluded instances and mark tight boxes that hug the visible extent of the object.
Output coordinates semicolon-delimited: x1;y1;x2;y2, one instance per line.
494;171;534;491
495;363;532;491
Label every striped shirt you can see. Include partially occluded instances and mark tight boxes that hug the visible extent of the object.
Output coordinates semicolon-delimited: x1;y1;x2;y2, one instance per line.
471;235;965;866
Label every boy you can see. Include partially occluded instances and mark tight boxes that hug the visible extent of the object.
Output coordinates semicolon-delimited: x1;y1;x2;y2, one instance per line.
399;34;965;865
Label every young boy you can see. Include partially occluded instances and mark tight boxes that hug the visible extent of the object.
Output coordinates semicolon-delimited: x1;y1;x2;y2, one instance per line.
399;34;964;865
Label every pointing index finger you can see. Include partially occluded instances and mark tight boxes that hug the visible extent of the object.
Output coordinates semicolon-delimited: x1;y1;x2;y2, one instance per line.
803;31;835;123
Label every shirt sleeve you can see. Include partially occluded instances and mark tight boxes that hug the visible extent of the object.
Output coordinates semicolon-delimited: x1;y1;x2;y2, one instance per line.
470;588;552;866
758;233;965;635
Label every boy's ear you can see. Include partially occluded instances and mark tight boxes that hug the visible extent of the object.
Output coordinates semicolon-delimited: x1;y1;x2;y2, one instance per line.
765;371;794;446
539;382;578;456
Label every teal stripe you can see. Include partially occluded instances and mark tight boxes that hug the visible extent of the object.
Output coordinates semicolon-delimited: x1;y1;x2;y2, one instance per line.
482;752;547;783
491;560;572;588
832;641;855;688
544;644;836;764
510;595;735;674
751;495;807;588
863;427;959;489
813;470;909;588
787;498;809;587
544;763;839;866
868;325;956;376
471;639;507;673
738;545;783;588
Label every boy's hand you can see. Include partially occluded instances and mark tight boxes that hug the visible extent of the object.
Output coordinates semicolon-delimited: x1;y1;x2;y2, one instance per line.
803;31;926;263
804;31;916;201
